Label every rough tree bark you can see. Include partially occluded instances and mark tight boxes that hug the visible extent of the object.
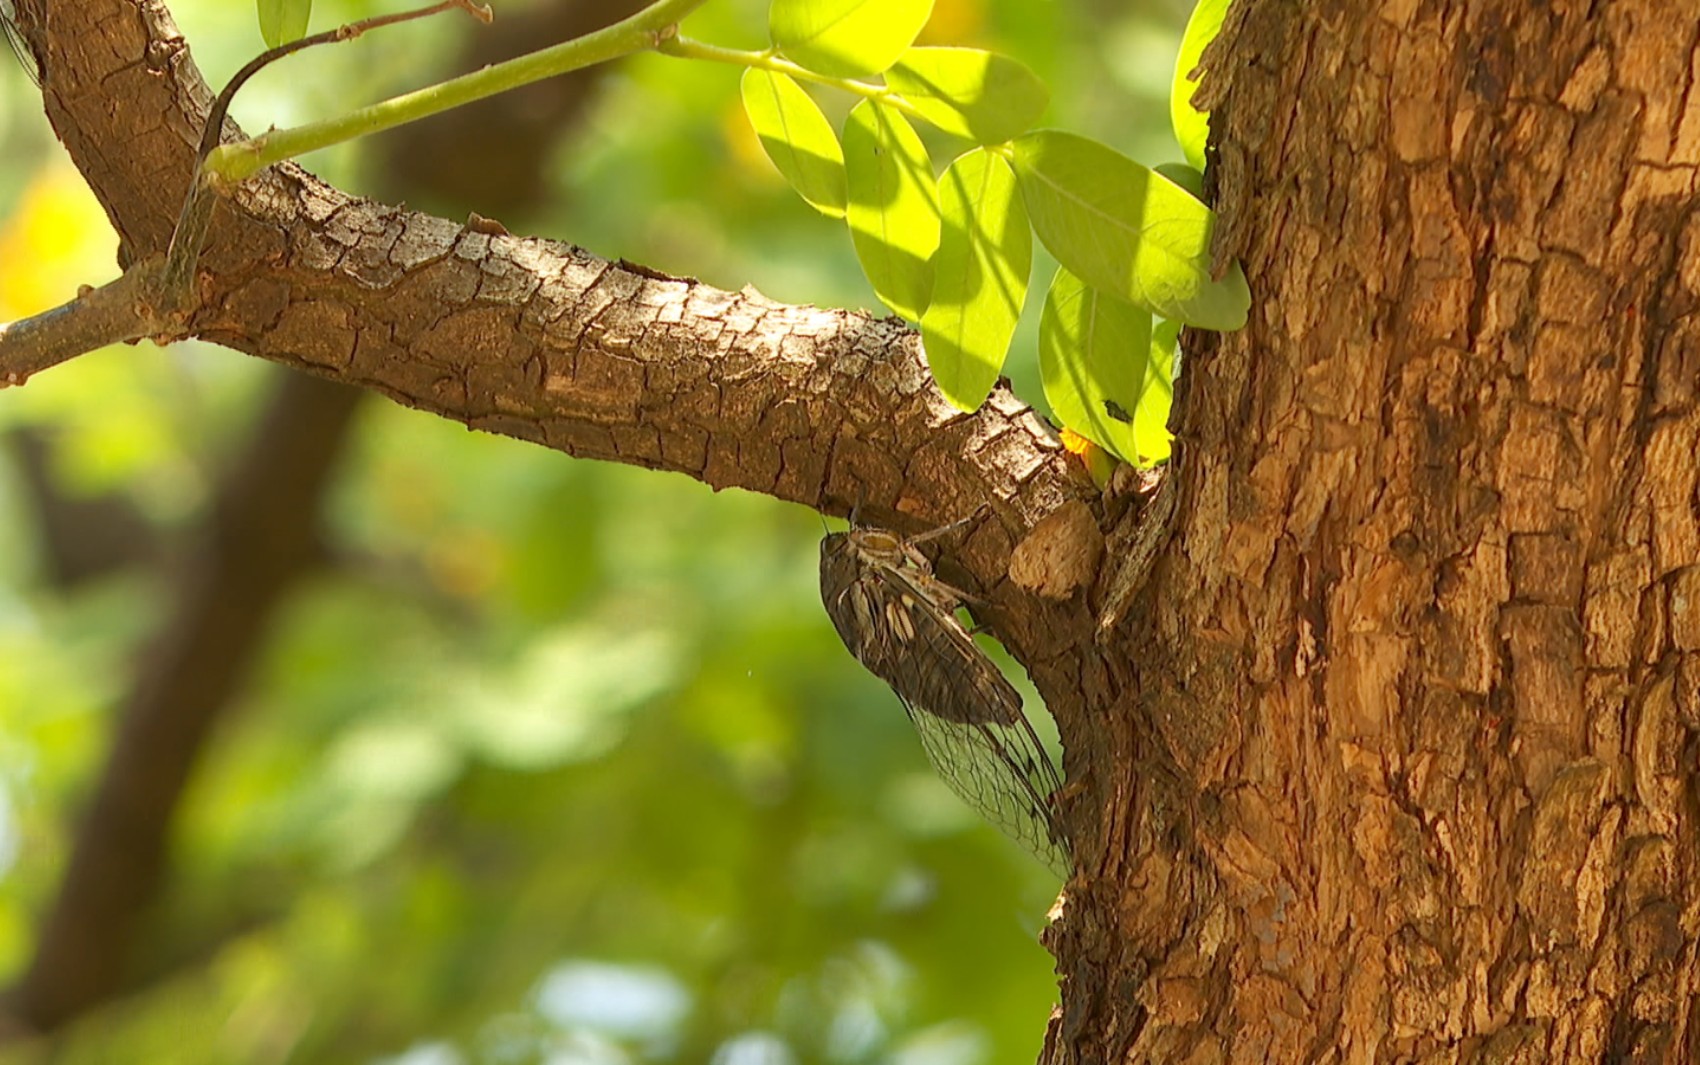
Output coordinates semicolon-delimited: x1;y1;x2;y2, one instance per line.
2;0;1697;1061
1044;1;1700;1061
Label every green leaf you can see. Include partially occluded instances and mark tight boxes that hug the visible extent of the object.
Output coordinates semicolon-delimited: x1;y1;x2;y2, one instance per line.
1171;0;1232;171
1011;130;1248;330
921;149;1030;411
256;0;311;48
1132;318;1178;464
843;99;939;322
769;0;934;78
885;48;1049;145
1153;161;1204;201
740;69;847;218
1039;268;1152;465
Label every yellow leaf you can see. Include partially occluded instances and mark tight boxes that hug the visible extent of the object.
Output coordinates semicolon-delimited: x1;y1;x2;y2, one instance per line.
0;162;118;319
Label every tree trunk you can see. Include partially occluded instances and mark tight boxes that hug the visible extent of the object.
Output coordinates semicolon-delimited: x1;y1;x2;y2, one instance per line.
1043;1;1700;1060
4;0;1698;1061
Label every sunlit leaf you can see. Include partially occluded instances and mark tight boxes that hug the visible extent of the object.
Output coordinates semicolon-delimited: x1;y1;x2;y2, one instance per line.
921;149;1029;411
1039;267;1154;465
843;99;939;322
1171;0;1232;171
740;69;847;218
256;0;311;48
1133;317;1178;464
1011;130;1247;330
769;0;934;77
885;48;1049;145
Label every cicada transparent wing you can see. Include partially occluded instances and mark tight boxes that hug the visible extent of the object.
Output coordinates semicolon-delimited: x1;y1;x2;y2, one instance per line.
2;0;40;86
895;687;1067;873
820;525;1068;873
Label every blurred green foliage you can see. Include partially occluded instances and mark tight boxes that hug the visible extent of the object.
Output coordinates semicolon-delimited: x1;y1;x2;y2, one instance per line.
0;0;1185;1060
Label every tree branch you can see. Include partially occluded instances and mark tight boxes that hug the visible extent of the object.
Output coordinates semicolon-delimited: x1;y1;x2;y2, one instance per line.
0;261;171;386
0;1;1097;1035
5;427;160;586
2;0;717;1035
6;0;1084;589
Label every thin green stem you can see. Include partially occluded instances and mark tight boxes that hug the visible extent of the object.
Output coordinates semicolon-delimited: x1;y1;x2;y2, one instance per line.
205;0;710;183
656;36;928;124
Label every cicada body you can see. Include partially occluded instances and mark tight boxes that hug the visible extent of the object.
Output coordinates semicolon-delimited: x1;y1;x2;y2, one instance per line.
819;523;1068;872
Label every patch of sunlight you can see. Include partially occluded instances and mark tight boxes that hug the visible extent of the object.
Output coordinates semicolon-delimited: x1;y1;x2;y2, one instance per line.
711;1031;795;1065
891;1021;991;1065
453;625;681;771
533;959;690;1055
0;161;117;320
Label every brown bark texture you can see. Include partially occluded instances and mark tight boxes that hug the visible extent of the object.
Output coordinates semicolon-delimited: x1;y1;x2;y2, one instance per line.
1042;1;1700;1061
4;0;1699;1061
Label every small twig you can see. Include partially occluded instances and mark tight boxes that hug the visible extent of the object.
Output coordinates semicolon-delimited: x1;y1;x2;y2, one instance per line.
196;0;492;165
655;36;932;125
164;0;494;302
203;0;708;184
0;260;170;388
1;2;494;387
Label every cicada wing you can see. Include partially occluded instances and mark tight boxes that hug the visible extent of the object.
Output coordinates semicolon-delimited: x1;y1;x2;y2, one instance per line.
2;0;41;85
821;536;1067;871
836;556;1021;727
819;533;885;664
897;689;1068;873
887;594;1068;873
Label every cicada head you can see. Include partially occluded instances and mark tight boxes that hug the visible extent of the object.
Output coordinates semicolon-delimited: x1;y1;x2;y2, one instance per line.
844;525;909;566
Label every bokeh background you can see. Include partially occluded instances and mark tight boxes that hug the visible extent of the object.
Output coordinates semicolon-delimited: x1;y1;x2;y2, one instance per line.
0;1;1183;1061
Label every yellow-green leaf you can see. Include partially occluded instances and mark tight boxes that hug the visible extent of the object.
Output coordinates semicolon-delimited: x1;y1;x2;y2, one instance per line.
1171;0;1232;171
1039;267;1155;466
256;0;311;48
885;48;1049;145
843;99;939;322
740;69;847;218
1132;318;1178;464
769;0;934;78
1153;161;1204;201
921;149;1030;411
1012;130;1247;330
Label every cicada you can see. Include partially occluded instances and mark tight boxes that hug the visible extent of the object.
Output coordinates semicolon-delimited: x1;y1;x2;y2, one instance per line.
2;0;40;86
819;519;1068;872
